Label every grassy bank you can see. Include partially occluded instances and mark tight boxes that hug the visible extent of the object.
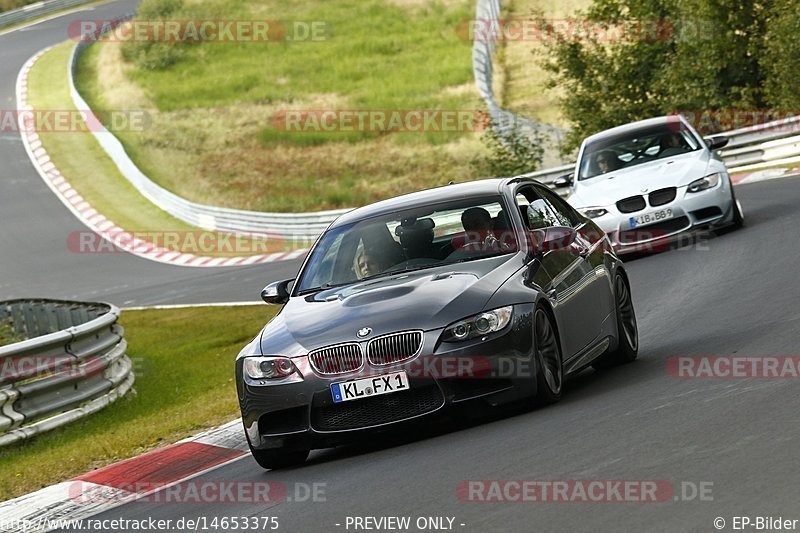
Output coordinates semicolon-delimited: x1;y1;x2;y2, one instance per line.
501;0;591;128
77;0;494;212
0;305;275;501
27;43;293;255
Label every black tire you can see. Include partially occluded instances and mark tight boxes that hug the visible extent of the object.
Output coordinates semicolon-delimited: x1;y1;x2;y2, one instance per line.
731;187;744;229
249;445;309;470
533;307;563;405
715;186;744;235
594;273;638;369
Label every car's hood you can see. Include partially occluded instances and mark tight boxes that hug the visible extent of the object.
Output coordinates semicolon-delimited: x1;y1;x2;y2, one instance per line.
570;151;711;207
259;254;524;355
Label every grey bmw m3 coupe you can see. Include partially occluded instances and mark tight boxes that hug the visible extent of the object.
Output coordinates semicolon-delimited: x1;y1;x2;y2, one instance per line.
236;177;639;468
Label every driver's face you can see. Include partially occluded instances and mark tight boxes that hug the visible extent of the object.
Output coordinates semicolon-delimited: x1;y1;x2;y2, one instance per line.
597;157;611;172
358;255;383;277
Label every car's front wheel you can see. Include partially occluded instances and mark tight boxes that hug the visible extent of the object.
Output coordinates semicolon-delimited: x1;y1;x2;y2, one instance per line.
249;445;309;470
533;307;562;405
594;273;638;369
730;187;744;229
716;186;744;234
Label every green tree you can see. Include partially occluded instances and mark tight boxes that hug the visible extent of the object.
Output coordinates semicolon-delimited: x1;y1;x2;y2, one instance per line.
543;0;780;153
761;0;800;109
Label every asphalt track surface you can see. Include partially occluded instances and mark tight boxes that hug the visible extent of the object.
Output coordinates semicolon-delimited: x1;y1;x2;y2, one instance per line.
5;2;800;532
61;175;800;532
0;0;303;307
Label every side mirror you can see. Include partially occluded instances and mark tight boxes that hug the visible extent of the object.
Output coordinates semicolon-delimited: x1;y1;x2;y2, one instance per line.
529;226;578;256
553;173;573;188
704;135;729;150
261;278;294;305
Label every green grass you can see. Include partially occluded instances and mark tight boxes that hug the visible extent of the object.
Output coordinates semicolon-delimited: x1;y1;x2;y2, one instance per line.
0;322;22;347
27;43;298;254
75;0;495;212
124;0;474;113
0;305;276;501
501;0;592;128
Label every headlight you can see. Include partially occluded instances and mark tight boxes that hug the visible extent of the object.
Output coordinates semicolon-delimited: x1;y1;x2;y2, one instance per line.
687;172;723;193
582;207;608;218
243;356;297;379
443;306;513;342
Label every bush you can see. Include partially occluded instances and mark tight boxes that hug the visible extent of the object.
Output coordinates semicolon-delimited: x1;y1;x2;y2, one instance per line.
543;0;787;152
761;0;800;109
120;0;185;71
472;122;544;177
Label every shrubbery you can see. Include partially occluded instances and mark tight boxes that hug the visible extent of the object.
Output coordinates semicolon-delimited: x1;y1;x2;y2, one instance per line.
543;0;800;153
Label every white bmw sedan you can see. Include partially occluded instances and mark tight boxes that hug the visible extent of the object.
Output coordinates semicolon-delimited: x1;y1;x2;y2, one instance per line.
557;115;744;254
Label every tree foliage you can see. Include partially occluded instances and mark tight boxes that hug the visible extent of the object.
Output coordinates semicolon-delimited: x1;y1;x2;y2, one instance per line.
472;123;545;177
544;0;797;154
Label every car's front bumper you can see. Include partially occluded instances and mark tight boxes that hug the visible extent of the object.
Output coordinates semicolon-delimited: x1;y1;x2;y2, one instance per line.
589;180;734;254
237;304;536;451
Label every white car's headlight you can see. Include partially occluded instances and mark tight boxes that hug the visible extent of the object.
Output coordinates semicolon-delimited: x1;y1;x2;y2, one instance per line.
687;172;723;193
244;356;297;379
582;207;608;218
443;306;513;342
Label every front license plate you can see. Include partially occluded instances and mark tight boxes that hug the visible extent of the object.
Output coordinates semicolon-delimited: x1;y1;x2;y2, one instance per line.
331;371;409;403
629;208;673;228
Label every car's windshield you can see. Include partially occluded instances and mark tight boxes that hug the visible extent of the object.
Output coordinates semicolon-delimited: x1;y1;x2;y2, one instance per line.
578;123;702;180
296;196;517;293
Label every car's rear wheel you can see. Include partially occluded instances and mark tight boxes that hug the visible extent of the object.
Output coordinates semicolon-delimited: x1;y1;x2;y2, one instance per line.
533;307;562;405
594;273;638;369
248;443;309;470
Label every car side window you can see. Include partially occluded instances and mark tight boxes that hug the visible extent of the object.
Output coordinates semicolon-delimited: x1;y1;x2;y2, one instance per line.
516;186;572;229
537;186;583;227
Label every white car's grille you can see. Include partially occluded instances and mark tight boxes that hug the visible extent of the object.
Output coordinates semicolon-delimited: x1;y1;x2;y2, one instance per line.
617;196;646;213
649;187;677;206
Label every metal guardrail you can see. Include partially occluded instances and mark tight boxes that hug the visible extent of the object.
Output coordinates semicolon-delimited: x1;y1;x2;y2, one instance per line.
0;299;133;447
0;0;94;30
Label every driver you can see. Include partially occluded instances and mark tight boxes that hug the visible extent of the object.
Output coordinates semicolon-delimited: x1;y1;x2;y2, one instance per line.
356;251;391;279
595;150;621;173
659;132;685;155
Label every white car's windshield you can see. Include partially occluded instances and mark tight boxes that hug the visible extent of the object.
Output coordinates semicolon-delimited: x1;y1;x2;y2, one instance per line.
296;196;516;294
579;124;702;180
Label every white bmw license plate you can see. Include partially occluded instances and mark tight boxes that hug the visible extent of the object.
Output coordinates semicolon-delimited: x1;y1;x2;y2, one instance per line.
331;371;409;403
629;208;673;228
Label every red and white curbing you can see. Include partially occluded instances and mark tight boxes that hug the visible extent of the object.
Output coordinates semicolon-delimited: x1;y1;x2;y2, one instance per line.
729;166;800;186
15;48;307;268
0;419;250;531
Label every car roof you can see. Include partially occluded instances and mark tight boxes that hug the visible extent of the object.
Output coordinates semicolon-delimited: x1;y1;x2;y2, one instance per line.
582;115;686;145
329;177;535;227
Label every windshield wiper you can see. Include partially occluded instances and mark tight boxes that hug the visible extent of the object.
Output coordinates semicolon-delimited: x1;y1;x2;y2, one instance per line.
296;283;343;296
359;263;440;283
